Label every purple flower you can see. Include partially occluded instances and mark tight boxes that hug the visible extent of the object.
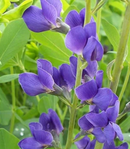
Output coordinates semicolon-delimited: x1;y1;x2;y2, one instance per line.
19;109;63;149
19;59;55;96
65;21;103;62
22;0;68;33
19;59;75;96
53;64;75;91
19;122;53;149
75;70;115;111
65;9;85;29
103;141;128;149
75;135;96;149
39;109;63;134
78;101;123;144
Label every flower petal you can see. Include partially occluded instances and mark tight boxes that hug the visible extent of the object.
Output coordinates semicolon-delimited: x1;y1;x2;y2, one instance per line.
96;70;103;88
49;109;63;134
41;0;57;25
53;67;60;86
65;10;82;28
59;64;75;90
23;6;51;32
118;142;128;149
18;137;42;149
33;130;53;145
109;93;118;106
106;100;119;122
85;112;108;127
37;59;53;75
79;8;85;26
83;37;103;62
89;105;99;113
65;26;87;54
38;68;54;90
92;128;106;143
39;113;50;131
75;135;90;149
84;60;98;79
93;88;113;110
47;0;62;17
69;56;77;78
29;122;43;136
78;115;93;131
19;73;45;96
103;142;116;149
86;139;96;149
84;22;96;38
112;123;123;141
103;123;115;144
75;80;98;101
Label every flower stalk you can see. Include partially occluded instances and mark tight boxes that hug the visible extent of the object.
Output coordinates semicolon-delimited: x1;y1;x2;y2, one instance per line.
65;55;83;149
110;2;130;93
84;0;91;25
119;63;130;102
10;67;16;133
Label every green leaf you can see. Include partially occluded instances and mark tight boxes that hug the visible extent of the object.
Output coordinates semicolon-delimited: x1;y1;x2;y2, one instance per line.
32;31;72;67
0;88;9;103
61;0;69;12
0;99;12;125
0;74;19;83
39;45;69;67
123;133;130;143
107;60;115;81
0;128;19;149
0;0;10;14
2;0;33;20
120;115;130;132
38;96;58;114
10;0;19;2
126;35;130;62
102;18;120;51
109;1;125;12
0;19;30;69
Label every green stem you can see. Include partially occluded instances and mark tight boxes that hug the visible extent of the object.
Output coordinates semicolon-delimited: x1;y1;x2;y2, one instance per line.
97;8;102;38
95;141;103;149
119;63;130;102
69;0;75;4
36;95;40;102
65;56;82;149
84;0;91;25
110;2;130;93
10;67;16;133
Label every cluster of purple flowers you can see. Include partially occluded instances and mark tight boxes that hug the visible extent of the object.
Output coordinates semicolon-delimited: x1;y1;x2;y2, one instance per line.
19;0;128;148
19;109;63;149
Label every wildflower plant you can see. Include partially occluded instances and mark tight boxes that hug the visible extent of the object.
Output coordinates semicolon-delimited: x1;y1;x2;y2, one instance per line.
0;0;130;149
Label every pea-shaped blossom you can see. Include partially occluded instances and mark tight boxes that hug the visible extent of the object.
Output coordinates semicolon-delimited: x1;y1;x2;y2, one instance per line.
65;21;103;62
39;109;63;134
53;64;75;91
19;59;55;96
78;101;124;144
23;0;65;32
75;135;96;149
19;59;75;96
75;70;115;110
19;109;63;149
